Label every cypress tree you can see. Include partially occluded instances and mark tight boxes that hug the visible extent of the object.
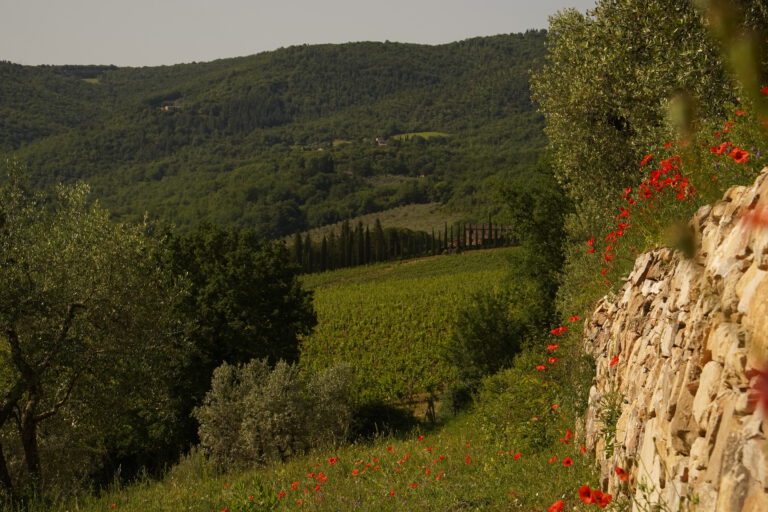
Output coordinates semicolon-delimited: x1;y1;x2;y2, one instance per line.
292;232;303;267
328;230;338;269
364;225;371;264
303;233;313;273
373;218;385;262
341;220;352;267
356;221;365;266
320;236;328;272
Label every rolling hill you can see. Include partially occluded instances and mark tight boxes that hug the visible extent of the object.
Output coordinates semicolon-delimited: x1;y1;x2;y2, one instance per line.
1;31;547;237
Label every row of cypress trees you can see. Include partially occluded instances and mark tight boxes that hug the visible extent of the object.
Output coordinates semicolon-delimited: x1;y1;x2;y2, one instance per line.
290;218;513;273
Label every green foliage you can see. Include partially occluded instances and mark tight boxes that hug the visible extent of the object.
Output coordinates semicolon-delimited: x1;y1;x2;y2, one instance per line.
167;224;316;370
0;160;182;496
160;224;317;469
193;360;353;470
531;0;734;212
598;391;624;458
444;289;528;385
299;250;514;407
4;33;548;237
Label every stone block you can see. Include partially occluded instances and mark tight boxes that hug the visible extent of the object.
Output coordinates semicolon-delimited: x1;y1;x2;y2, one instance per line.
692;361;723;428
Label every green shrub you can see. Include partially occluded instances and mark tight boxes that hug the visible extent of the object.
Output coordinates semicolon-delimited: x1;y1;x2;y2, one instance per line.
193;360;353;469
444;289;528;385
472;351;552;449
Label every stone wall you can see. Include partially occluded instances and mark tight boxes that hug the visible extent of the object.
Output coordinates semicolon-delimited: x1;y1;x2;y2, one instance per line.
583;170;768;511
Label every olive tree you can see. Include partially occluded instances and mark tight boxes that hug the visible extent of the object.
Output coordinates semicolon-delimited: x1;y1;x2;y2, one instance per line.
531;0;734;211
0;161;181;494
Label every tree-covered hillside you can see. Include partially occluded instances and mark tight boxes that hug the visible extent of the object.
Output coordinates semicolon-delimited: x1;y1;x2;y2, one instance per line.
1;32;547;237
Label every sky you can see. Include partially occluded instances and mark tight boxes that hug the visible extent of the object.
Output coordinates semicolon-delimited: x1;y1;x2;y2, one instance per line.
1;0;597;67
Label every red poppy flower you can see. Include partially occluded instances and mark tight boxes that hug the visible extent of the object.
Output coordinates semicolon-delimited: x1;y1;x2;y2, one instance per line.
551;404;559;410
663;141;674;148
580;446;587;453
389;490;396;496
762;86;768;96
610;355;619;366
587;247;595;253
536;365;547;371
548;500;565;512
417;435;425;442
563;457;573;467
278;492;287;499
729;148;749;164
352;469;359;476
736;109;746;116
594;490;612;508
328;457;338;465
387;445;394;452
410;483;418;489
587;238;595;246
640;154;653;166
569;315;581;322
465;455;471;464
565;428;573;441
615;466;629;481
579;485;594;504
548;357;559;365
546;344;559;351
513;452;521;460
550;326;567;335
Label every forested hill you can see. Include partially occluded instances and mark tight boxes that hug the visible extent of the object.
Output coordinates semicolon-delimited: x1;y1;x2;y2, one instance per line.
1;31;547;237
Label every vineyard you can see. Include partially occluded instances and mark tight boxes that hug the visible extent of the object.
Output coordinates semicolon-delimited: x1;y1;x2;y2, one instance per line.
299;249;516;406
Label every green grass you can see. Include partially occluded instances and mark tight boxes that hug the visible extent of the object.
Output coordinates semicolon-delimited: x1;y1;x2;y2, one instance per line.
293;202;466;243
300;249;516;404
23;410;597;512
392;132;451;141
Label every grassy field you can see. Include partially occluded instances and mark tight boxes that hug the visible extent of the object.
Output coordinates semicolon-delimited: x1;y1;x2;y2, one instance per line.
392;132;451;141
292;202;466;243
22;409;597;512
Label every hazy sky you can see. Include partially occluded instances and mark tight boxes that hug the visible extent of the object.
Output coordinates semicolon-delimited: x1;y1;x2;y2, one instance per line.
1;0;597;67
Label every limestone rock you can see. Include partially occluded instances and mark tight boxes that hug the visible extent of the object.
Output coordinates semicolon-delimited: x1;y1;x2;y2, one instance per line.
582;168;768;512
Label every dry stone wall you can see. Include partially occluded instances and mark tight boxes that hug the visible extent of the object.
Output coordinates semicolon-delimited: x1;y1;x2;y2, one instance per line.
583;170;768;511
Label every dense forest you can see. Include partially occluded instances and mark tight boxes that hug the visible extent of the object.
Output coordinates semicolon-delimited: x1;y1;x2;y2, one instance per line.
1;32;547;237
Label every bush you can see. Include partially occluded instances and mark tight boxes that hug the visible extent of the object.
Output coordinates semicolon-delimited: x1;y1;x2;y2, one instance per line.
193;360;352;469
445;286;541;386
473;366;556;451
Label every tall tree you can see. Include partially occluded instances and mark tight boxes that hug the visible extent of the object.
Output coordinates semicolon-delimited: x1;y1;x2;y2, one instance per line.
0;163;180;494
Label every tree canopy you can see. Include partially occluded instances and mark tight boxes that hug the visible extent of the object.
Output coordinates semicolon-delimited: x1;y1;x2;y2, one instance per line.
0;160;182;493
